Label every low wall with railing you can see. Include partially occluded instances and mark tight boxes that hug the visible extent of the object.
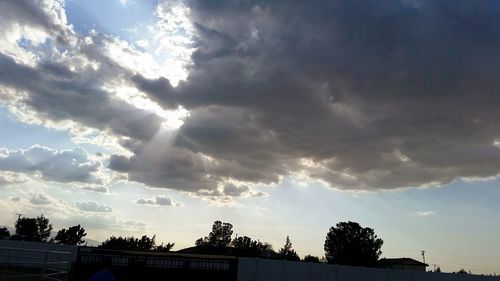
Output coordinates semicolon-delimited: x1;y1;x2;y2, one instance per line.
0;240;75;280
237;258;500;281
70;247;238;281
0;240;77;262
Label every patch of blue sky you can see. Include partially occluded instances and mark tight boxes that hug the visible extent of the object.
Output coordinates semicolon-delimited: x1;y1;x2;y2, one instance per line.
65;0;158;42
0;107;74;150
0;107;115;156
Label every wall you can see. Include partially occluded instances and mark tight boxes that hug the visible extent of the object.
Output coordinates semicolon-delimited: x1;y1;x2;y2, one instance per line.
237;258;500;281
0;239;78;269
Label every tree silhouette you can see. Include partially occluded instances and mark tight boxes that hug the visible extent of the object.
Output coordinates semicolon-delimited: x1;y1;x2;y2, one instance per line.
230;235;277;258
324;221;383;266
254;241;275;258
36;215;52;242
11;215;53;242
303;255;320;263
99;235;155;251
0;227;10;239
278;236;300;261
53;224;87;245
231;235;255;249
154;242;175;252
195;221;233;247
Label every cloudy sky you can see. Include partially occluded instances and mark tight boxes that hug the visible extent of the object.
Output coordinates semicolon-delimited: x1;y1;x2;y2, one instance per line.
1;0;500;274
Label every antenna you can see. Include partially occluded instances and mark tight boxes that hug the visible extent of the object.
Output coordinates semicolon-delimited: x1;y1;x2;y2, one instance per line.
421;250;426;264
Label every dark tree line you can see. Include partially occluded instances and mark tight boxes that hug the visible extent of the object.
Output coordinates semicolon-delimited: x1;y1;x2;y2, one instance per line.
99;235;174;252
194;221;300;261
2;215;86;245
3;215;385;266
2;215;174;250
193;220;383;265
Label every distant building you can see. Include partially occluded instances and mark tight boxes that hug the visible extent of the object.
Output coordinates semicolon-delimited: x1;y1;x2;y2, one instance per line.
376;258;428;271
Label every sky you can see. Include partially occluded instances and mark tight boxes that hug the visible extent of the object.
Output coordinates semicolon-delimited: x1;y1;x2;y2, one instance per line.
0;0;500;275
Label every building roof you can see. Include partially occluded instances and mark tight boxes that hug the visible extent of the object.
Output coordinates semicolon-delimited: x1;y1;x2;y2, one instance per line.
377;258;428;267
78;246;238;260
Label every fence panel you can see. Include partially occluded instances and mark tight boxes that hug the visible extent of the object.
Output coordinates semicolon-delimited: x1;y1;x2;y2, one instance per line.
238;258;500;281
0;246;71;281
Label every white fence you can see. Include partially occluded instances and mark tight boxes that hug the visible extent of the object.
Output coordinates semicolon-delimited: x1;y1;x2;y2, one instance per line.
237;258;500;281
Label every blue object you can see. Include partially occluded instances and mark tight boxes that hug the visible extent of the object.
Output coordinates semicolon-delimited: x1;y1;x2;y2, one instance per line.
86;270;116;281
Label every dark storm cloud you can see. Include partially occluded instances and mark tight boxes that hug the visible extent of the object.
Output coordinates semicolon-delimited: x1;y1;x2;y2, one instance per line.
3;0;500;192
128;0;500;190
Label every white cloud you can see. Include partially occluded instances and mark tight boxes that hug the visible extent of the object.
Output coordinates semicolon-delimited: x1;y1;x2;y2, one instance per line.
0;171;28;186
29;193;51;205
416;211;435;217
80;184;108;193
0;145;102;184
75;201;113;213
136;195;182;207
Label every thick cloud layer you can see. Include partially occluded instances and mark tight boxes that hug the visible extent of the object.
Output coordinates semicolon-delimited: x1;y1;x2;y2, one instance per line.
2;0;500;193
130;0;500;190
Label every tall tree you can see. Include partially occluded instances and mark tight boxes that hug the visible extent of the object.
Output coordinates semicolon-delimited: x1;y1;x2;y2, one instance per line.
12;215;53;242
324;221;383;266
53;225;87;245
278;236;300;261
0;227;10;239
36;215;52;242
195;221;233;247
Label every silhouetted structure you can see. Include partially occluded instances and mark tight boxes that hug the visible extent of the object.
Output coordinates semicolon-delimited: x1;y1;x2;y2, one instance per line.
376;258;428;271
71;247;237;281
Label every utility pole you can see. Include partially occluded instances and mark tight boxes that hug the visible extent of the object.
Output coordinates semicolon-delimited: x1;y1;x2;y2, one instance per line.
421;250;426;265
